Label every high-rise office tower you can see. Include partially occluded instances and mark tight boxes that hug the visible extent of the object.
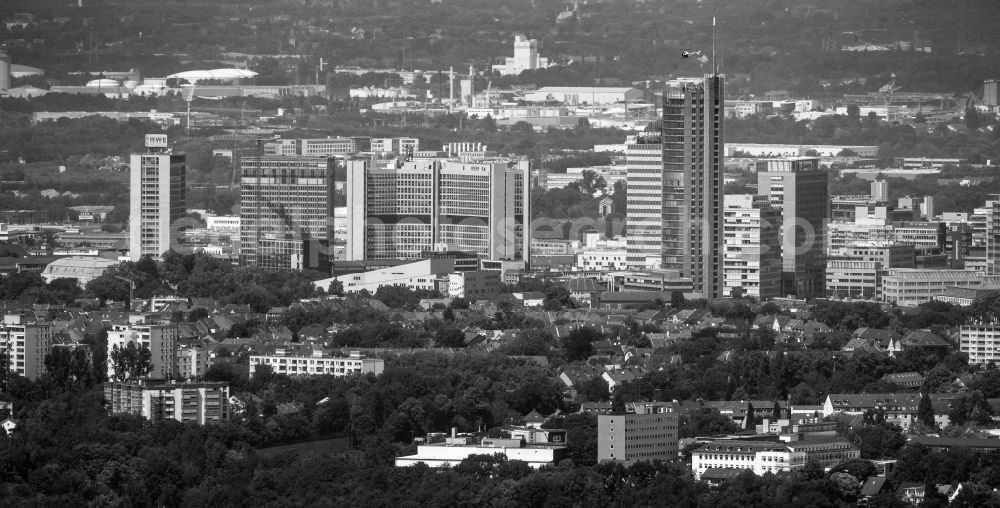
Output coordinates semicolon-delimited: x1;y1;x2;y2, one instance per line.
625;133;666;269
659;75;725;298
239;155;337;270
985;79;998;108
723;194;783;300
346;157;529;262
756;157;829;298
130;134;185;261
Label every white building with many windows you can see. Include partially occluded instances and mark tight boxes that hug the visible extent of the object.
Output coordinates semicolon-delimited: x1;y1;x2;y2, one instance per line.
249;350;384;377
0;314;52;382
692;440;805;479
960;319;1000;365
106;323;178;381
722;194;782;299
104;380;230;424
129;136;186;261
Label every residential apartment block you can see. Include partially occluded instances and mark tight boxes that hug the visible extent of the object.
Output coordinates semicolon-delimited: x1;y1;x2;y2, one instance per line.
960;319;1000;365
104;380;230;424
106;323;179;380
0;314;53;381
249;350;384;377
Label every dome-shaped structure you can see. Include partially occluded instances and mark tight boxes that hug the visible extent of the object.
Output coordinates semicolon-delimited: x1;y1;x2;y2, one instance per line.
166;68;257;83
86;78;120;88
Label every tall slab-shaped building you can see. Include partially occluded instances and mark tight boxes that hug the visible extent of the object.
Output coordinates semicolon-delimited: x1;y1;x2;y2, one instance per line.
756;157;829;298
345;157;529;262
239;155;336;270
659;75;725;298
130;134;185;261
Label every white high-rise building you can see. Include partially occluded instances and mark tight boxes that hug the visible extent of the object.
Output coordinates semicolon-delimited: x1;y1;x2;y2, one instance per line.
625;133;666;269
492;35;549;76
723;194;783;299
129;134;186;261
107;323;178;381
0;314;53;382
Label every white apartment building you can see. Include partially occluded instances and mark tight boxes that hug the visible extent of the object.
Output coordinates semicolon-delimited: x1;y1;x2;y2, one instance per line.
0;314;53;381
129;136;186;261
249;350;384;377
176;344;212;380
723;194;782;299
960;320;1000;365
104;380;230;424
106;323;179;380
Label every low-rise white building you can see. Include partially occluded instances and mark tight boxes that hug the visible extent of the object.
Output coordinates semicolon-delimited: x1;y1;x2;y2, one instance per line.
692;440;806;479
395;432;567;469
249;350;384;377
40;256;118;285
314;259;453;294
447;270;501;299
577;249;628;271
881;269;984;307
524;87;642;105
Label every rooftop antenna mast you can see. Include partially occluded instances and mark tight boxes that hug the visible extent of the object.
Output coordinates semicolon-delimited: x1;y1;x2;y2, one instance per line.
712;14;717;75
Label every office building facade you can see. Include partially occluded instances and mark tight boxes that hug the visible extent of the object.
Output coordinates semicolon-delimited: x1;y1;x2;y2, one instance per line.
756;157;829;298
722;194;782;299
240;156;337;270
345;157;529;262
625;134;666;269
662;76;725;298
129;136;186;261
597;402;679;464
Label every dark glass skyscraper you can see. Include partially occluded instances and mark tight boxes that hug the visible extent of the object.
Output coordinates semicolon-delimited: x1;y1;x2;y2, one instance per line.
659;75;725;298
